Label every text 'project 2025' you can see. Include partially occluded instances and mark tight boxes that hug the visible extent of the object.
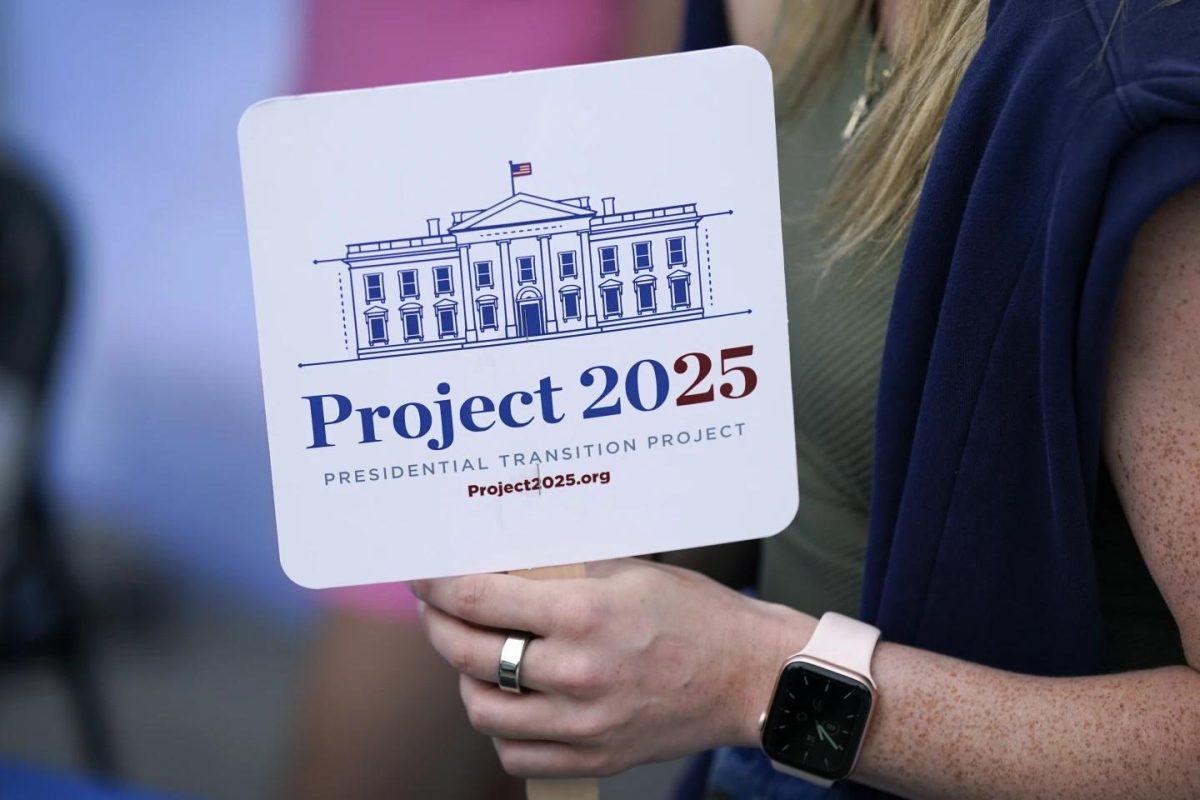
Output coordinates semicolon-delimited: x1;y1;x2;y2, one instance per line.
303;345;760;452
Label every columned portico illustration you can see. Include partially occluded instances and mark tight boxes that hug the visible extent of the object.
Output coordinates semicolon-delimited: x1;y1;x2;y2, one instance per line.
324;185;717;361
456;242;477;342
496;239;516;337
577;229;597;326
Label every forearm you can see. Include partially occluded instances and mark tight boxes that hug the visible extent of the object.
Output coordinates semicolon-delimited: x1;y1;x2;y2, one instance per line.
852;642;1200;799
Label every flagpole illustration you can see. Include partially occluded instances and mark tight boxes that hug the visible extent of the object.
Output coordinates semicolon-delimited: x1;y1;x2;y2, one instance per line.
508;161;532;196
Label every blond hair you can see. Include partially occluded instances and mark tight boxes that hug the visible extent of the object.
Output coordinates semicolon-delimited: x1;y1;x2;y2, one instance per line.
769;1;1187;271
770;1;989;270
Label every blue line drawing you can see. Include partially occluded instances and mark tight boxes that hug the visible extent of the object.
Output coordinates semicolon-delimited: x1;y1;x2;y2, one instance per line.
306;172;733;367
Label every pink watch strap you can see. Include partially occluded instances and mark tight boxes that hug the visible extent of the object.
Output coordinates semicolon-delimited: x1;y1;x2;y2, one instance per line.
798;611;881;683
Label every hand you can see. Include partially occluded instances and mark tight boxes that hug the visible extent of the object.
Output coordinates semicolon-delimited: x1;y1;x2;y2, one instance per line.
410;559;815;778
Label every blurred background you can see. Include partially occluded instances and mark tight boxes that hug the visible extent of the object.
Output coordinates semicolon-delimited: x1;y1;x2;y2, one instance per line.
0;1;698;797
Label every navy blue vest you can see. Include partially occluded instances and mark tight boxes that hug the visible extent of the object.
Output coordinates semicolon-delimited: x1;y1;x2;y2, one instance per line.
863;0;1200;677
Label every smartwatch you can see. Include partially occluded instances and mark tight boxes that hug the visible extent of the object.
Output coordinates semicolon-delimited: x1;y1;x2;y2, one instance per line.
758;612;881;786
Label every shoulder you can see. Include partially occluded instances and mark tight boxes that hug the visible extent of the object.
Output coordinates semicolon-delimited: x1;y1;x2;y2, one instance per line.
1090;0;1200;82
1115;183;1200;327
948;0;1200;168
983;1;1200;96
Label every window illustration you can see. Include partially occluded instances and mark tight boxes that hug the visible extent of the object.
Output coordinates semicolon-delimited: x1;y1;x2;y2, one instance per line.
433;265;454;296
364;272;385;303
599;246;618;276
558;250;578;279
400;304;423;342
474;260;494;289
435;300;458;338
560;287;582;321
634;274;657;314
667;237;686;266
600;281;623;319
314;185;722;366
476;296;499;331
399;269;420;299
668;271;692;309
633;241;653;271
363;307;389;345
517;255;536;284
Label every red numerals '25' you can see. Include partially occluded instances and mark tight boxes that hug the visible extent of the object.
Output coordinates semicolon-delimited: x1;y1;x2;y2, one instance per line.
674;345;758;407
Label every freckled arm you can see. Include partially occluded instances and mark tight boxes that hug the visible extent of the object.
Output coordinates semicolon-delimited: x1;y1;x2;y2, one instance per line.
849;642;1200;798
839;186;1200;799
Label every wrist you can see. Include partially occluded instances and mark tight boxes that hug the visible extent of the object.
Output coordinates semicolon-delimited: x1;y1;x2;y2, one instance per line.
724;599;817;747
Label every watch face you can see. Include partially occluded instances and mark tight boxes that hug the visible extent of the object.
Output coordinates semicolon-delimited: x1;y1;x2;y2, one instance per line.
762;660;872;781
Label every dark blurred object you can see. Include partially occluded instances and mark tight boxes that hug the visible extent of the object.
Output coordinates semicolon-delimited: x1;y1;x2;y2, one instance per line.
682;0;731;50
0;157;116;777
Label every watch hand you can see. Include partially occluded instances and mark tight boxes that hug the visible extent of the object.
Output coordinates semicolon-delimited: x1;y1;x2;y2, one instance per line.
816;722;842;751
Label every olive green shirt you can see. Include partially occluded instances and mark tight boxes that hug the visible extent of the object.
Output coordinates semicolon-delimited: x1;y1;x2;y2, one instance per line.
758;28;898;619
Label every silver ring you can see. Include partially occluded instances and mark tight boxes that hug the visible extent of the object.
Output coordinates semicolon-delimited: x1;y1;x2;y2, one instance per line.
497;633;532;694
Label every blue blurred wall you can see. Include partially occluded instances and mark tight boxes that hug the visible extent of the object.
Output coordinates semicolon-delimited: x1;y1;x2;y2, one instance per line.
0;1;310;617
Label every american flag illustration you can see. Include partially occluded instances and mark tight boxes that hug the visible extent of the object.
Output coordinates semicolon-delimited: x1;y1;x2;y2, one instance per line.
510;161;532;177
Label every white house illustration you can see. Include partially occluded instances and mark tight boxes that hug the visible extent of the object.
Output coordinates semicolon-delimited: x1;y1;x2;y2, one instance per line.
324;188;718;361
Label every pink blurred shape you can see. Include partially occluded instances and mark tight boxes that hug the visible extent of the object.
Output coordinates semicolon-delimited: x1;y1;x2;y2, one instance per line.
301;0;630;618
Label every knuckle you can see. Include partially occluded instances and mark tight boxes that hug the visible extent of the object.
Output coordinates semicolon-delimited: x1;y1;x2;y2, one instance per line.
447;641;476;674
451;576;489;615
494;741;523;776
585;749;622;777
569;710;612;743
554;653;605;695
558;592;601;636
416;609;434;639
465;699;489;731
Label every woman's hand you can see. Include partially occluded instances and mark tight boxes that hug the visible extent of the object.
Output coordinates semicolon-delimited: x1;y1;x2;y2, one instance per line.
410;559;814;778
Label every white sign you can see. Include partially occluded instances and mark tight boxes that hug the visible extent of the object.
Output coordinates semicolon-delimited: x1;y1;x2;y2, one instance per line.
239;46;798;588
